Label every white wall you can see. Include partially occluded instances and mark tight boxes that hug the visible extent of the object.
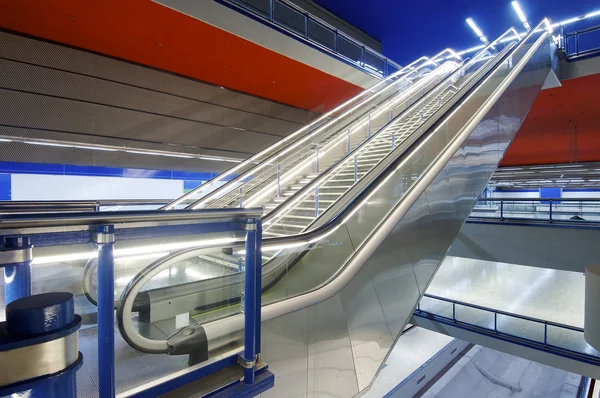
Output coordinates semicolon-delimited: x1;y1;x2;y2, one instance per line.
492;191;540;199
11;174;183;201
562;190;600;199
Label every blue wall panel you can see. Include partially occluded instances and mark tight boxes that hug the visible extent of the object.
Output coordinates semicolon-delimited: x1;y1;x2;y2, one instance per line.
0;174;10;200
540;187;561;204
0;161;217;182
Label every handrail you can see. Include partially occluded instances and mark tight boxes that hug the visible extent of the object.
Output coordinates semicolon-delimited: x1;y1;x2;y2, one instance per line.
218;0;401;78
260;28;521;230
562;22;600;60
477;198;600;203
420;293;583;333
0;208;263;234
189;61;455;211
163;48;461;211
416;293;600;365
115;21;552;354
471;197;600;224
0;199;171;208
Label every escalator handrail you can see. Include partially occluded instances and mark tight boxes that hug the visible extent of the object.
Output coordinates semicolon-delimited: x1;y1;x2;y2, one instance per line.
200;18;552;350
260;28;522;231
116;22;550;354
163;50;462;211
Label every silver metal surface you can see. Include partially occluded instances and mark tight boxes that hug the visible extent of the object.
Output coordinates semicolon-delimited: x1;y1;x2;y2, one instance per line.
0;208;263;236
168;51;458;210
0;332;79;387
115;23;553;398
92;232;116;244
0;246;33;264
211;23;553;396
237;355;257;368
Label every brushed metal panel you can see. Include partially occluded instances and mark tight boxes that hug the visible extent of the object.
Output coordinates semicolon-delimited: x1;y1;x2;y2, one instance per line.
307;294;358;397
0;58;301;137
0;125;248;159
0;31;310;125
0;138;236;173
339;269;394;390
261;308;309;398
0;91;280;152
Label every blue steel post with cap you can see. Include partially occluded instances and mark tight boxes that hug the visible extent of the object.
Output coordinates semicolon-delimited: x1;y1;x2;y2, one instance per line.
95;224;116;398
243;218;258;384
0;292;83;398
255;221;263;354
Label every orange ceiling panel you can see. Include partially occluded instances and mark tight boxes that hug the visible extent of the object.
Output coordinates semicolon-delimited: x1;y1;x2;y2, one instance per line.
0;0;363;112
501;72;600;166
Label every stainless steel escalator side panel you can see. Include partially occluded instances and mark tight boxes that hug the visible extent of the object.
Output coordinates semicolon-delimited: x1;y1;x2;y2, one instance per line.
257;32;555;397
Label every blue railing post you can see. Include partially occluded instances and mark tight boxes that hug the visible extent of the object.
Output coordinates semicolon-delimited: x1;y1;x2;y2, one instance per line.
549;199;553;223
452;303;456;322
242;218;259;384
94;224;116;398
544;324;548;346
500;200;504;220
255;220;263;355
3;236;33;305
304;13;309;39
494;312;497;333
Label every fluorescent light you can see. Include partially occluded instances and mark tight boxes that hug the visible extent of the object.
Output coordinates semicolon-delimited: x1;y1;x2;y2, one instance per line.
511;1;530;30
31;251;97;265
466;18;484;37
115;252;170;263
0;138;12;142
125;150;162;156
32;237;239;265
25;141;73;148
586;10;600;19
198;156;242;163
163;153;194;159
73;145;118;152
466;18;488;44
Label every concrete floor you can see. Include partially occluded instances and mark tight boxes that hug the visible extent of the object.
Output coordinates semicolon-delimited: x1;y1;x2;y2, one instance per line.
420;345;583;398
427;256;585;327
363;327;454;398
423;256;598;358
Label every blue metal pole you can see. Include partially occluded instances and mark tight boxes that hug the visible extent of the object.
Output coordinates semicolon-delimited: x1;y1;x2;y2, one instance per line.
243;219;258;384
255;220;263;355
95;224;116;398
3;236;32;305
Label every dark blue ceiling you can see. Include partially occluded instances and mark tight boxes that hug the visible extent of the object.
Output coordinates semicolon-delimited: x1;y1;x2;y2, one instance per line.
312;0;598;64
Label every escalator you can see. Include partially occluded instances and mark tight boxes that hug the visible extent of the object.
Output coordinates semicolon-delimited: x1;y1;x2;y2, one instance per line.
82;48;462;305
116;21;554;397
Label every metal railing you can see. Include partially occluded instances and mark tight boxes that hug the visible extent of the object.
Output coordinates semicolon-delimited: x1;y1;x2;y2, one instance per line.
0;208;266;397
562;23;600;60
415;294;600;364
470;197;600;224
218;0;402;77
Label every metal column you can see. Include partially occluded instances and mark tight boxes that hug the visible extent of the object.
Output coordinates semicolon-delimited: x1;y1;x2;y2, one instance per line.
94;225;116;398
3;236;33;305
242;219;259;384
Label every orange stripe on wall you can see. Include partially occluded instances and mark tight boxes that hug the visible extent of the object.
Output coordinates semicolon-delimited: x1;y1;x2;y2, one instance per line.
501;73;600;166
0;0;363;112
